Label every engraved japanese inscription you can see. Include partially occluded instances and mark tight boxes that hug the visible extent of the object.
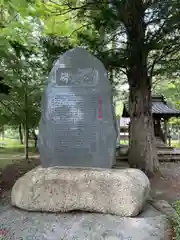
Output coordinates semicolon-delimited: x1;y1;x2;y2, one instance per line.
38;47;117;168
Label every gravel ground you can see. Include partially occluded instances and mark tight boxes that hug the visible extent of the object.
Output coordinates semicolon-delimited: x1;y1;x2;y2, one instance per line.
0;202;170;240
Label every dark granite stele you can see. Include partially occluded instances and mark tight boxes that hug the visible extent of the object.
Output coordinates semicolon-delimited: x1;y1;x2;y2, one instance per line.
38;47;117;169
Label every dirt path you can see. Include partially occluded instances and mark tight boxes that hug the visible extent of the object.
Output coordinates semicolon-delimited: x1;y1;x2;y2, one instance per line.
150;162;180;204
0;156;40;195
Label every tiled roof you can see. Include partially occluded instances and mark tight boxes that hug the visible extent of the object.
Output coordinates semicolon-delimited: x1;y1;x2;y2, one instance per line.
152;102;180;116
122;95;180;117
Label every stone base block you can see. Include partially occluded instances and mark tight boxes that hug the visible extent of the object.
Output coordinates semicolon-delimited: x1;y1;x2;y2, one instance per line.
11;167;150;216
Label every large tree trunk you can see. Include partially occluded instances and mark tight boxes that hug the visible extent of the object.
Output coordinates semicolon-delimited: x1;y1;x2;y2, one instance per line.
24;81;29;161
32;129;37;149
0;125;5;140
19;124;23;144
125;0;159;177
24;124;29;160
128;83;159;177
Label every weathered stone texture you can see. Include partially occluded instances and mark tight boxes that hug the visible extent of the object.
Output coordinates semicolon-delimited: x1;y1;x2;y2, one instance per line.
11;167;150;216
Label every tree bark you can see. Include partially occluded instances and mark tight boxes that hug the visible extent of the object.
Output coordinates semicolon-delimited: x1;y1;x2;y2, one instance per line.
128;84;159;177
19;124;23;144
164;119;168;144
24;80;29;161
32;129;37;149
24;124;29;161
125;0;159;177
0;125;4;140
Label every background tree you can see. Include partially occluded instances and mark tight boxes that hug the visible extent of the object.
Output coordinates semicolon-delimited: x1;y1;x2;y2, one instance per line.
1;0;180;176
0;0;46;159
0;0;78;158
0;42;45;159
40;0;180;176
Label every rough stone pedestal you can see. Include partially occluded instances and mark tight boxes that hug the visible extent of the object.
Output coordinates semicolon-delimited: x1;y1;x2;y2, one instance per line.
11;167;150;216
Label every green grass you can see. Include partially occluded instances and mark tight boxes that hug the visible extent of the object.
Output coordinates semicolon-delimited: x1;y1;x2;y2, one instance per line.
172;140;180;148
172;201;180;239
120;140;129;145
119;139;180;148
0;138;37;169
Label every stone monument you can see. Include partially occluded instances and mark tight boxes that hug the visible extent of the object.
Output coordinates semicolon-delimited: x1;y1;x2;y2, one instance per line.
11;48;150;217
9;48;170;240
38;47;117;168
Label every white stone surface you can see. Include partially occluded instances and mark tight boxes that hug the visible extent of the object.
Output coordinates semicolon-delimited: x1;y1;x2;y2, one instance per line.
11;167;150;216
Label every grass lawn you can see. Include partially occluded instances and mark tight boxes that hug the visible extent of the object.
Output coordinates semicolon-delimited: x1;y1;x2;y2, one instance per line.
173;201;180;239
172;140;180;148
120;140;129;145
0;138;37;169
120;139;180;148
0;137;179;170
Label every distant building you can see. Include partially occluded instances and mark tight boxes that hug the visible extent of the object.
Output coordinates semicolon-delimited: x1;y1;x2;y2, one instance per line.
120;95;180;145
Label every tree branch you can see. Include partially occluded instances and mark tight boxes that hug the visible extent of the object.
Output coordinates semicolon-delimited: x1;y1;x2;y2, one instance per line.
0;100;19;119
49;0;67;7
149;45;180;78
143;0;160;10
69;24;90;37
100;30;126;46
46;1;105;15
152;78;161;90
118;68;127;75
48;0;110;8
147;20;167;45
145;16;162;27
0;14;19;28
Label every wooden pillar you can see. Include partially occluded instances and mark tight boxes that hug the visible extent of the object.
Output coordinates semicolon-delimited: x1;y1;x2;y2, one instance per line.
164;119;168;144
168;131;171;147
116;118;120;145
128;122;130;146
154;118;161;137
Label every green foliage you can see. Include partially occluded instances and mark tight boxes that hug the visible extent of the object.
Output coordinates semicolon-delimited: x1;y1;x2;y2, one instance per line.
173;201;180;239
0;0;46;133
153;76;180;129
42;0;180;93
154;78;180;106
0;0;78;136
0;0;38;51
0;44;46;129
174;201;180;215
1;0;180;171
41;35;74;71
